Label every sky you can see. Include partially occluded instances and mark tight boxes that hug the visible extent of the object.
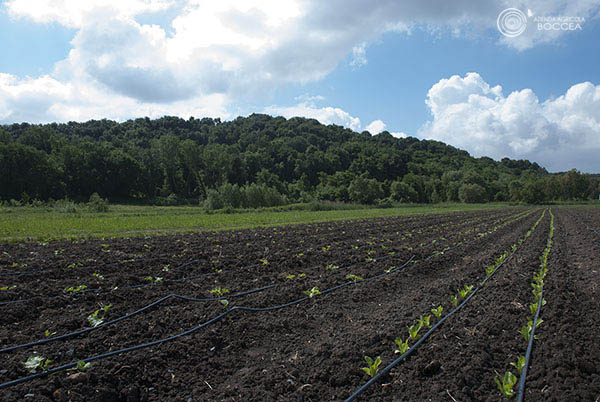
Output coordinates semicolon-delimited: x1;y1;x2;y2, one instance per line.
0;1;599;172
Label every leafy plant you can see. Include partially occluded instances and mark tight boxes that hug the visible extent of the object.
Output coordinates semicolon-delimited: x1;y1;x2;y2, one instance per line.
458;284;474;298
361;355;382;378
431;306;443;319
394;338;410;354
326;264;339;271
495;371;517;398
285;274;296;280
64;284;87;294
162;264;170;272
510;356;526;374
23;355;51;373
450;294;458;307
408;323;423;340
92;272;104;280
87;304;112;327
346;274;363;284
259;258;269;265
303;287;321;298
210;287;230;298
68;360;91;371
418;314;432;329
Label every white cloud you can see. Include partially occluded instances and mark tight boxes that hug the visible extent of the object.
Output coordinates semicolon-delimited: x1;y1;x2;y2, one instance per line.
350;42;367;67
419;72;600;172
264;101;362;131
365;119;386;134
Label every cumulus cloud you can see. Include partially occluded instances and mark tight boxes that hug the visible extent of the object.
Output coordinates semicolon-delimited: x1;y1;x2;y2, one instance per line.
264;101;362;132
419;72;600;172
365;119;386;134
3;0;599;125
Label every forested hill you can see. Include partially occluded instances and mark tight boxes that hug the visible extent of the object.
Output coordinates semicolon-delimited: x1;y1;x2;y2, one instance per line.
0;114;597;206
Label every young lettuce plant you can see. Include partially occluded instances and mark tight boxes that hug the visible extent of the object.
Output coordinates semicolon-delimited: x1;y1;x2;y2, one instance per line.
303;287;321;298
419;314;432;329
450;294;459;307
394;338;410;355
510;356;526;374
431;306;443;319
495;371;517;398
346;274;363;285
87;304;112;327
361;355;382;378
408;322;423;340
210;287;230;307
23;355;51;373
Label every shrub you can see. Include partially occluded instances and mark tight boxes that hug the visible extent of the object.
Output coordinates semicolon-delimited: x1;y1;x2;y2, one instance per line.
458;184;488;203
87;192;109;212
54;198;79;213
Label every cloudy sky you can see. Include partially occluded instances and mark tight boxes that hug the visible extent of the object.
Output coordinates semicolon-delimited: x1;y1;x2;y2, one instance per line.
1;0;599;172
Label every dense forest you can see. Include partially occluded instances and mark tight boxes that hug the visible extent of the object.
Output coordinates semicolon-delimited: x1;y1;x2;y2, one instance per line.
0;114;598;207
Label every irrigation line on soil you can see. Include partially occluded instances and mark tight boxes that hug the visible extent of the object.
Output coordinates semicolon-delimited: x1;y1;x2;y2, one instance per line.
0;284;276;354
345;209;545;402
517;288;544;402
0;256;415;390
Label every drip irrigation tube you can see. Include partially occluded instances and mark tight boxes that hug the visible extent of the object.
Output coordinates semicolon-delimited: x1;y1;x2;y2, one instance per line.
0;284;276;354
344;209;542;401
516;289;543;402
0;256;415;390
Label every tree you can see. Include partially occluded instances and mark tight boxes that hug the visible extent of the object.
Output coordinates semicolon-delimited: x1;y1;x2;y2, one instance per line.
348;175;383;204
458;184;487;203
390;181;418;203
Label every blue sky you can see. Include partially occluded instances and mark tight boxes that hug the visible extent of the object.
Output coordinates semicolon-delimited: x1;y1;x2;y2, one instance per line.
1;1;599;172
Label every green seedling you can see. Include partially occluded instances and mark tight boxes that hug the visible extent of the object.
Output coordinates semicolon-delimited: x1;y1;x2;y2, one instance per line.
162;264;170;272
510;356;526;374
346;274;363;284
0;285;16;291
384;266;396;274
408;323;423;340
87;304;112;327
450;294;459;307
325;264;339;271
458;284;474;298
361;355;382;378
394;338;410;354
23;355;51;373
68;360;91;372
285;274;296;280
419;314;432;329
64;284;87;294
303;287;321;298
485;265;495;277
259;258;269;265
365;257;376;263
210;287;230;298
92;273;104;280
44;329;57;337
144;276;163;284
431;306;443;319
495;371;517;398
298;273;306;278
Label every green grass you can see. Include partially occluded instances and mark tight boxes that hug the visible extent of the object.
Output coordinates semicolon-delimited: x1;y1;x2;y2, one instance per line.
0;203;519;242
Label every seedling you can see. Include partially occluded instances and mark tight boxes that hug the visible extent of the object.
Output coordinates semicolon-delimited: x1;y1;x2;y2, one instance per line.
394;338;410;354
365;257;376;263
485;265;495;277
419;314;432;329
408;323;423;340
450;294;458;307
285;274;296;280
346;274;363;284
298;273;306;278
495;371;517;398
361;355;382;378
303;287;321;298
326;264;339;271
87;304;112;327
458;284;474;298
209;287;230;298
510;356;526;374
91;273;104;280
144;276;163;284
259;258;269;265
64;284;87;294
44;329;57;337
68;360;91;371
162;264;170;272
23;355;51;373
0;285;16;291
431;306;443;319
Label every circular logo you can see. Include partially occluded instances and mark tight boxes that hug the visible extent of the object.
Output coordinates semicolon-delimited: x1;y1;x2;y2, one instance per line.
497;8;528;37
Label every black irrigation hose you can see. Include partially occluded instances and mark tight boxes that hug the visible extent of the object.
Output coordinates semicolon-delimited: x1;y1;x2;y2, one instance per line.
517;289;543;402
345;209;542;401
0;284;276;354
0;256;415;390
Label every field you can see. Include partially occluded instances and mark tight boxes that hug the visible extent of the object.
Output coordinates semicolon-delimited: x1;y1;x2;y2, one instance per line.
0;206;599;401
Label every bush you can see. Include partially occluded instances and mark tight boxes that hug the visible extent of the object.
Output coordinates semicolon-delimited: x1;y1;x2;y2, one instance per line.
88;192;109;212
390;181;418;203
54;198;79;213
204;189;225;210
348;176;383;205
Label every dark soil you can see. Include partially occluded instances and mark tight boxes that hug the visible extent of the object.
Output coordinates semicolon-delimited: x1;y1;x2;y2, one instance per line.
1;207;597;401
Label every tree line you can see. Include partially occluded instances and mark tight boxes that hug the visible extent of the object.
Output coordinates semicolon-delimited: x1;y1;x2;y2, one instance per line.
0;114;598;207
